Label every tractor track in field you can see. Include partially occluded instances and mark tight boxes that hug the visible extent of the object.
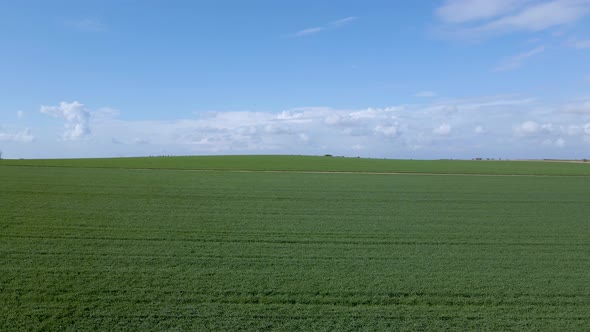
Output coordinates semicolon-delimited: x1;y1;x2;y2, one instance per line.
125;167;590;177
2;164;590;177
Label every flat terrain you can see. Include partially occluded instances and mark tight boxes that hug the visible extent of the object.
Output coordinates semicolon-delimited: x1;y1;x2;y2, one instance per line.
1;156;589;330
3;155;590;175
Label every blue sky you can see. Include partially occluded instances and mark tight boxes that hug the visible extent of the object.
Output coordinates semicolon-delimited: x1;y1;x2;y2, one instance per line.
1;0;590;159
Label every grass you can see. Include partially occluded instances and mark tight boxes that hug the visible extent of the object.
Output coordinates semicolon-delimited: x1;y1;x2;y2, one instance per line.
1;156;589;330
2;154;590;175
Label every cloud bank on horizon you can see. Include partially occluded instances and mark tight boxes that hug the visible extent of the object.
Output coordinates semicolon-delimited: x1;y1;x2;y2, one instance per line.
1;0;590;159
1;96;588;159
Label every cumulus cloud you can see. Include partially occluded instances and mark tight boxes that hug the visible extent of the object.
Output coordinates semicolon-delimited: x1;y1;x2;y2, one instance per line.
520;121;541;134
514;120;554;135
298;133;310;142
543;137;566;147
495;46;545;71
22;95;590;159
374;123;399;137
40;101;91;140
556;137;566;147
559;124;582;136
555;123;590;146
474;125;486;134
562;100;590;113
433;123;452;136
17;111;24;119
0;128;34;143
87;104;408;156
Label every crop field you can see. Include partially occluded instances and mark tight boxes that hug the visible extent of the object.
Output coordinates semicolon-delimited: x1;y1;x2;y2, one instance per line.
3;155;590;175
1;156;589;330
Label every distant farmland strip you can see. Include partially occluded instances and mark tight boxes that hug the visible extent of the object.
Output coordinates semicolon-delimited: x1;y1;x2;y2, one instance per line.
2;155;590;175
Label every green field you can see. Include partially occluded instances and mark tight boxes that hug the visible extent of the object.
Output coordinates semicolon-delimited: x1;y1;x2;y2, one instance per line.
3;155;590;175
1;156;589;330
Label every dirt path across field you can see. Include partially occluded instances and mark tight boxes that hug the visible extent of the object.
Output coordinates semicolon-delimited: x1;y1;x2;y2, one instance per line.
126;167;590;177
3;164;589;177
512;159;590;164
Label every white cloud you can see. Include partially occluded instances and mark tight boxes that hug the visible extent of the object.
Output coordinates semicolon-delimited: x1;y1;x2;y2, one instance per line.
515;120;540;135
331;17;358;27
414;91;437;98
437;0;530;23
562;100;590;113
90;104;401;155
95;107;120;119
566;38;590;49
277;110;301;120
525;37;543;44
437;0;590;38
374;124;399;137
0;128;34;143
66;18;106;32
433;123;452;136
19;95;590;159
558;123;590;144
543;137;566;147
292;27;324;37
556;137;566;147
298;133;310;142
324;107;396;128
40;101;91;140
290;17;357;37
457;97;536;109
514;120;554;135
16;111;24;119
560;124;582;135
480;1;589;32
475;125;486;134
134;138;149;145
495;46;544;71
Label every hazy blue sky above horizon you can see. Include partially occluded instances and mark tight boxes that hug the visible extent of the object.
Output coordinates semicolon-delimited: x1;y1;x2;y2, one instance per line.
1;0;590;159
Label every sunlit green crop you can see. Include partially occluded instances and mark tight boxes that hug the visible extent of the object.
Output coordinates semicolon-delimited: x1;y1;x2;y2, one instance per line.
1;156;589;330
